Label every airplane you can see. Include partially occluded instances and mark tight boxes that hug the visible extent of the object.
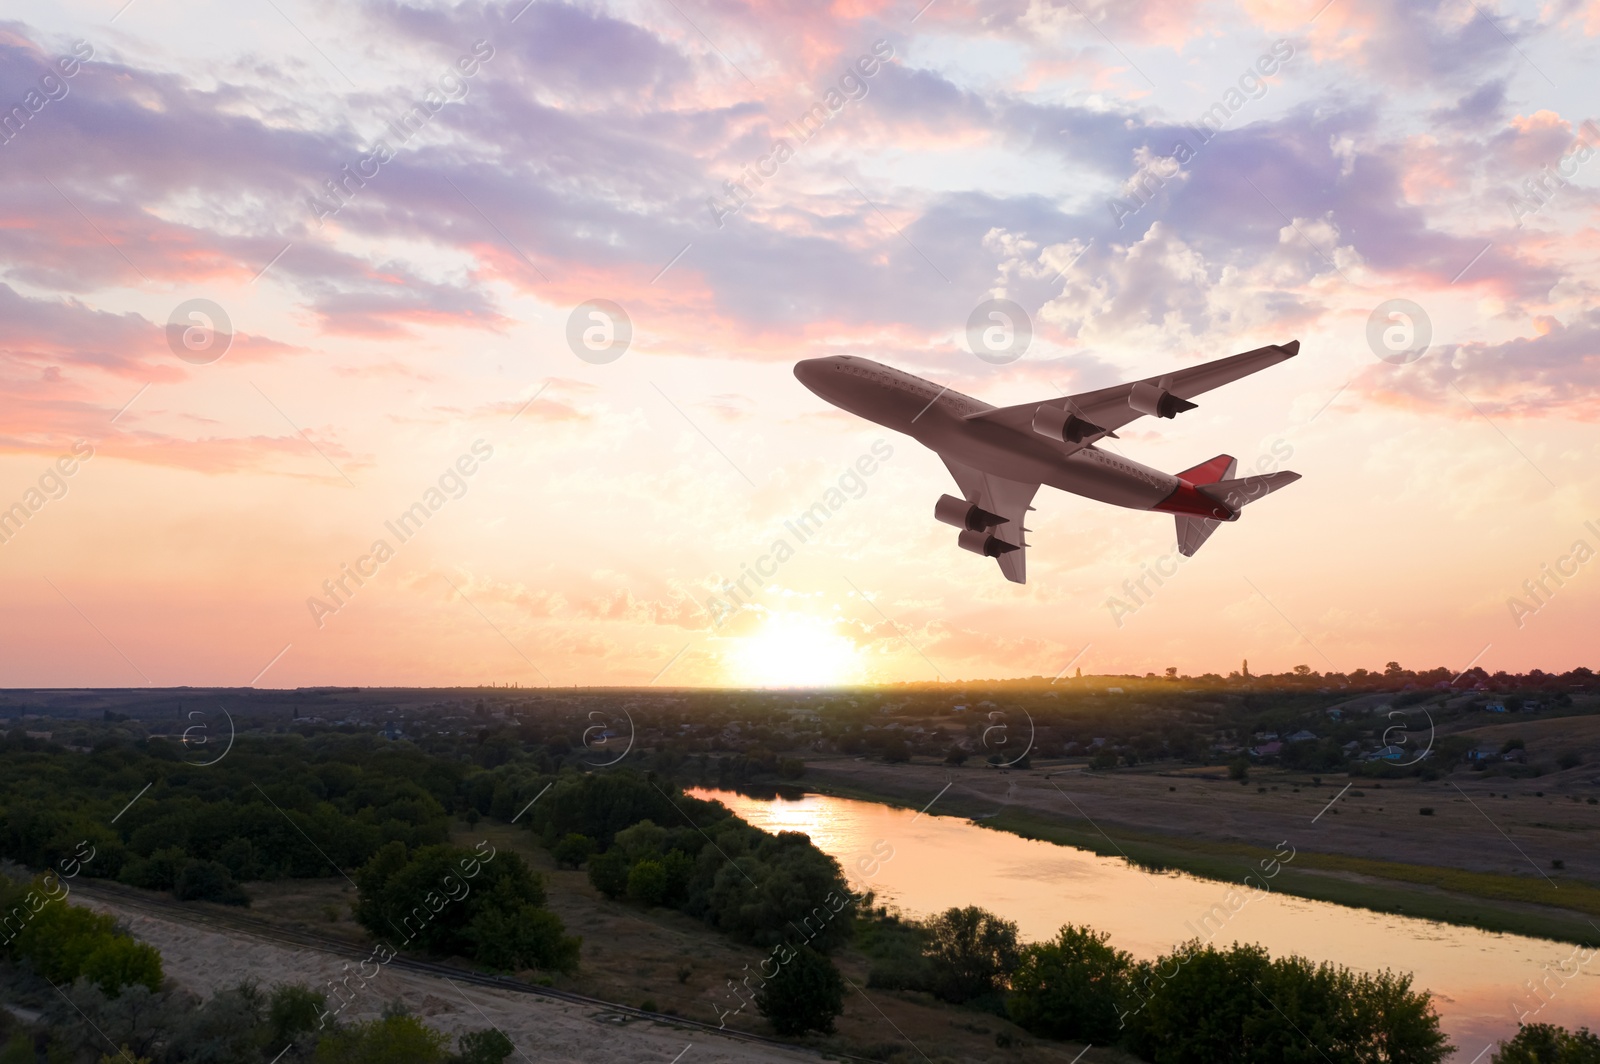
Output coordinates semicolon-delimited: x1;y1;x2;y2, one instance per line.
793;342;1302;583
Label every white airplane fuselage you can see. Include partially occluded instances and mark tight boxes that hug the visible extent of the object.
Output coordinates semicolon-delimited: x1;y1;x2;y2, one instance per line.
794;355;1179;512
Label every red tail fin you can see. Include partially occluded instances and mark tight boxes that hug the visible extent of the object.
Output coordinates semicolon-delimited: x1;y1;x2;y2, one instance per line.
1176;454;1237;485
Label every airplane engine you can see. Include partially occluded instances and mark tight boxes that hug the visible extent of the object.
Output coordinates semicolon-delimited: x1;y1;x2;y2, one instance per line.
934;494;1005;531
1030;406;1106;443
957;530;1019;557
1128;381;1198;419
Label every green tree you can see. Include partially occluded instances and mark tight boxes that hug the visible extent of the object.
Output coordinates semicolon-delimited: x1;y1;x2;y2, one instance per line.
921;906;1021;1005
464;904;580;973
356;845;550;958
626;859;668;906
586;850;629;899
1007;924;1133;1042
551;833;595;869
15;897;161;995
1492;1024;1600;1063
79;935;163;996
312;1014;449;1064
755;945;844;1035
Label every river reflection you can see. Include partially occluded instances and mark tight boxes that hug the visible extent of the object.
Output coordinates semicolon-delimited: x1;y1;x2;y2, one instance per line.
691;787;1599;1060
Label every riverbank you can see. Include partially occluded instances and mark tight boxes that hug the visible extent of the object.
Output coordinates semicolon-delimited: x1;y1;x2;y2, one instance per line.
801;759;1600;946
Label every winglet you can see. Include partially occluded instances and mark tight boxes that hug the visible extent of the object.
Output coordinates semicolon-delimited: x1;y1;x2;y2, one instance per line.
1279;339;1300;356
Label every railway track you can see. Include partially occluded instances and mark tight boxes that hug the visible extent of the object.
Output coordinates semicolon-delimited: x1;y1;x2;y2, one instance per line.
74;880;868;1061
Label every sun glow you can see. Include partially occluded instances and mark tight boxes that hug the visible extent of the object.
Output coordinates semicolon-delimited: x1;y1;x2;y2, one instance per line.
725;613;862;687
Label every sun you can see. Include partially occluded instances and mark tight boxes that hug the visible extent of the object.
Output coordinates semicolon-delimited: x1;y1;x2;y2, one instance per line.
725;613;862;687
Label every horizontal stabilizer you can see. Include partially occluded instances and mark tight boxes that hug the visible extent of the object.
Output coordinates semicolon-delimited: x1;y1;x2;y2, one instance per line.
1197;471;1301;511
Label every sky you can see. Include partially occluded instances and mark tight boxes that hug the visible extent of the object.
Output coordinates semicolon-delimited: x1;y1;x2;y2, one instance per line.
1;0;1598;688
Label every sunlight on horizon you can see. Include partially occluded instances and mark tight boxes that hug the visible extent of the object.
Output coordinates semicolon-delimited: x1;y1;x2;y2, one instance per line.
723;613;863;688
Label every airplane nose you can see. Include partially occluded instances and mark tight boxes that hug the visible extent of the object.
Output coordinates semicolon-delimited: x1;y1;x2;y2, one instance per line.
793;358;827;389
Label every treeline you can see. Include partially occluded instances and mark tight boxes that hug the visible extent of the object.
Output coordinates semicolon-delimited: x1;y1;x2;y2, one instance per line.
0;736;854;996
1491;1025;1600;1063
0;734;575;977
0;732;461;905
859;906;1454;1063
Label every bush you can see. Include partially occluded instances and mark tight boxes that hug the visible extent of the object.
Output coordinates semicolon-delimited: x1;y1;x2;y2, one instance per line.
860;917;931;992
755;945;844;1035
78;936;164;998
1227;757;1249;782
11;891;163;996
464;904;580;973
267;983;326;1045
551;833;596;869
921;906;1021;1006
1007;925;1133;1042
627;859;669;906
586;850;630;899
456;1027;515;1064
355;843;577;971
1491;1023;1600;1063
313;1014;449;1064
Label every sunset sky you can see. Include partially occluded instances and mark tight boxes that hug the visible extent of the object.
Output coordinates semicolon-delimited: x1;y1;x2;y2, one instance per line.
2;0;1598;688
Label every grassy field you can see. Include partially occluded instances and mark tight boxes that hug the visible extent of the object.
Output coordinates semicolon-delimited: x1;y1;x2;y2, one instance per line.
805;773;1600;947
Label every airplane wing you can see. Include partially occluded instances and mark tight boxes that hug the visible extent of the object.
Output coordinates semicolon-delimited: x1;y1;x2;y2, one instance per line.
965;341;1299;443
940;454;1039;584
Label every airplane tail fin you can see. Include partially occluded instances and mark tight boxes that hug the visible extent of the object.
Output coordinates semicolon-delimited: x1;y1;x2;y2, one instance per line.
1174;470;1302;557
1176;454;1238;485
1175;515;1223;557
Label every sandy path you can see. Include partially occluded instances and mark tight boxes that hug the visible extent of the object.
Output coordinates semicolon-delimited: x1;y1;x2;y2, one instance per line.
77;896;822;1064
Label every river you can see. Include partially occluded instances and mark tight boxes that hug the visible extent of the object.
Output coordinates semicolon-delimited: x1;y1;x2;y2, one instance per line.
691;787;1599;1059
